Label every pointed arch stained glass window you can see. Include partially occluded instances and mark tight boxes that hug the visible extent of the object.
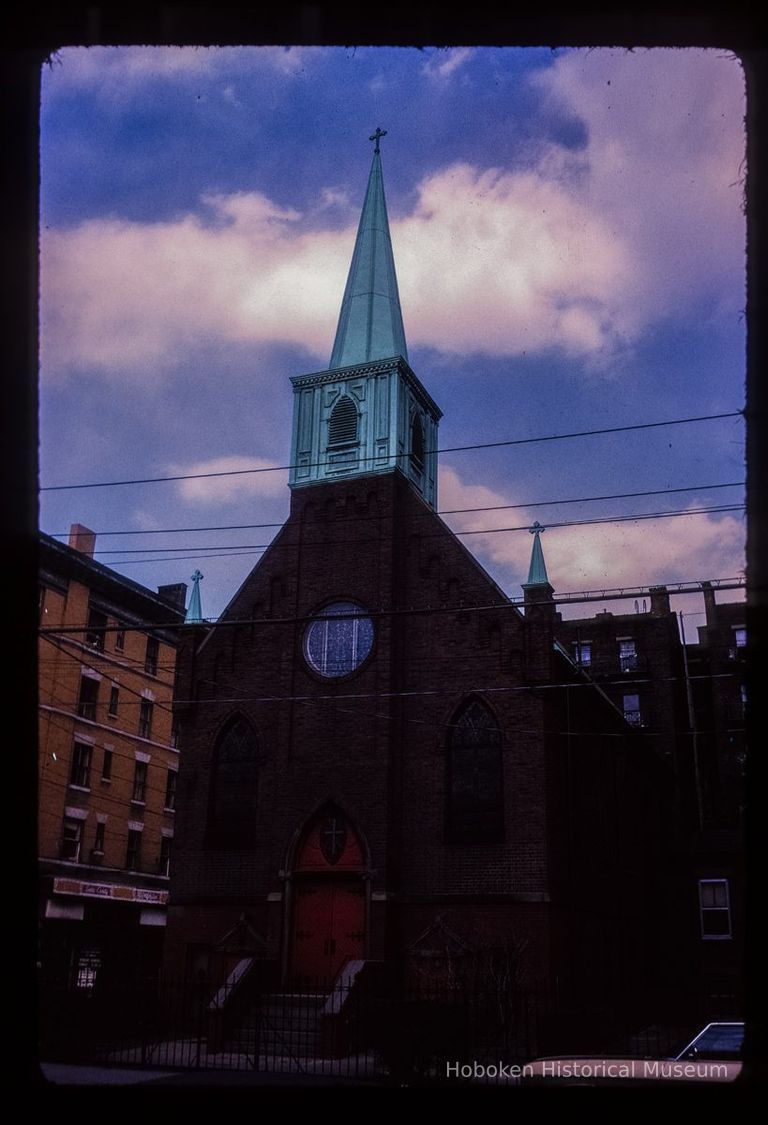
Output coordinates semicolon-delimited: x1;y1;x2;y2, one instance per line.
303;602;374;679
207;716;259;847
447;699;503;844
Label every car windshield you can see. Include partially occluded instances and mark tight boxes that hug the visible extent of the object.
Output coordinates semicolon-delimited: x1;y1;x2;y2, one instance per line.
676;1023;744;1060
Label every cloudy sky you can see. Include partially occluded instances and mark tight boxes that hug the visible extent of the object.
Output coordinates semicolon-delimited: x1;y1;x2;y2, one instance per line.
39;45;747;624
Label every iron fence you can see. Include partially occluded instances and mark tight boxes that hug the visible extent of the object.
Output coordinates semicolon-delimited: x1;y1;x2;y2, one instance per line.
38;972;722;1084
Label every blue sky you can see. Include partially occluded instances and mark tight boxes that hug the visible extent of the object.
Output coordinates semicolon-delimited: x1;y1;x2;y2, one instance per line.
39;46;746;624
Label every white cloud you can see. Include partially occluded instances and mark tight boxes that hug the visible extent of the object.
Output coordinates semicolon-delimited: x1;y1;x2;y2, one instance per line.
132;509;164;531
41;49;745;379
423;47;474;80
169;456;288;505
44;45;313;93
530;49;746;320
439;464;745;594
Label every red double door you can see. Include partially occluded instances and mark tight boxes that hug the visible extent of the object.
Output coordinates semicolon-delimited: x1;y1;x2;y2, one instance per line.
290;877;365;986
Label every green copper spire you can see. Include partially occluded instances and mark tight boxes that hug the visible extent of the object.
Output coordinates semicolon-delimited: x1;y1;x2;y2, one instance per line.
329;129;408;369
525;522;550;587
185;569;204;623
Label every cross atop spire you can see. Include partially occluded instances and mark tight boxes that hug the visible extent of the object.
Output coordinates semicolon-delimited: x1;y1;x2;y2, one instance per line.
369;126;387;153
329;134;407;369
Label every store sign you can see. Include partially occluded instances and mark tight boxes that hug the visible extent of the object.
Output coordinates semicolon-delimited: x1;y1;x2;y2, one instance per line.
53;877;168;905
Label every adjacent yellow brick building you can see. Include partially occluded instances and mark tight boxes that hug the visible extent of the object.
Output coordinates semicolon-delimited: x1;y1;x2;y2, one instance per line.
38;525;186;984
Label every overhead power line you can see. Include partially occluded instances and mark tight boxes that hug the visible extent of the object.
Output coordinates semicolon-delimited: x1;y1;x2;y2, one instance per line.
40;410;743;492
90;503;745;558
48;480;745;538
38;574;746;635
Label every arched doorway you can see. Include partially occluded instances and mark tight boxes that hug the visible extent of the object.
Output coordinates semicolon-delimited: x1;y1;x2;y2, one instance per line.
288;808;366;987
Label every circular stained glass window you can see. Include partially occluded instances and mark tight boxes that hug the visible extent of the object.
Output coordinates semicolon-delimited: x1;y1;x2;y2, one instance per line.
303;601;374;679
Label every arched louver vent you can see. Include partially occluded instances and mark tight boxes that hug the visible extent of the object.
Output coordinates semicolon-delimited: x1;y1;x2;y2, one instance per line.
410;414;425;472
328;395;359;446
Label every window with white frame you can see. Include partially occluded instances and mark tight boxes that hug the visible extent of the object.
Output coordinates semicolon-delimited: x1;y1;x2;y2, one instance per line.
126;828;142;871
145;635;159;675
619;638;637;672
138;698;153;740
61;818;83;862
574;641;592;666
132;760;148;804
69;741;92;789
164;769;177;811
159;835;172;877
623;693;642;727
101;748;113;781
77;675;99;721
699;878;732;939
85;605;107;651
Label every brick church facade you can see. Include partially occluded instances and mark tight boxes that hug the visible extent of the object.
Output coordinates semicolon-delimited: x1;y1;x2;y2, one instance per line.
165;140;686;1025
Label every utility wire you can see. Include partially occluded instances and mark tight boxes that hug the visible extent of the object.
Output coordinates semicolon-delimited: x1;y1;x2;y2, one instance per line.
38;575;746;635
47;480;745;538
40;410;743;492
88;503;745;558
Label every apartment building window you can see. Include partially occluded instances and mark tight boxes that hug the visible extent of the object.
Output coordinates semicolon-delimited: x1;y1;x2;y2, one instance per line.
171;720;180;749
114;626;126;652
159;835;172;877
70;742;92;789
132;761;148;804
61;818;82;862
138;699;153;740
77;675;99;721
93;821;105;855
145;636;159;676
108;686;119;717
623;693;643;727
73;949;101;990
85;606;107;651
733;627;746;648
101;748;113;781
164;769;177;811
699;878;732;939
574;641;592;667
619;638;638;672
126;829;142;871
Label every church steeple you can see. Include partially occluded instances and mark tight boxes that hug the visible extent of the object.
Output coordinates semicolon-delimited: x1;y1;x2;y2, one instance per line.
329;129;408;369
523;522;556;617
289;133;441;509
525;522;550;587
185;569;204;624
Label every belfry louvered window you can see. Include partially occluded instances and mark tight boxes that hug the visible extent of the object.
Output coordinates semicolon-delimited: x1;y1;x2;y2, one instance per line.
328;395;358;446
410;414;425;472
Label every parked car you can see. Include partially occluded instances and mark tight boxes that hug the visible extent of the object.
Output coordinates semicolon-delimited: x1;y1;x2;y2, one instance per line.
520;1021;744;1086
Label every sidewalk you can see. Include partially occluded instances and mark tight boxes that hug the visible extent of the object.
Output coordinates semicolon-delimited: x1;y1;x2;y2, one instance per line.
40;1062;386;1086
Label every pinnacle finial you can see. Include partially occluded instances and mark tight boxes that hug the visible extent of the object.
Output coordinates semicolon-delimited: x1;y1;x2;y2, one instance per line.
369;126;387;153
525;521;551;587
185;570;205;624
